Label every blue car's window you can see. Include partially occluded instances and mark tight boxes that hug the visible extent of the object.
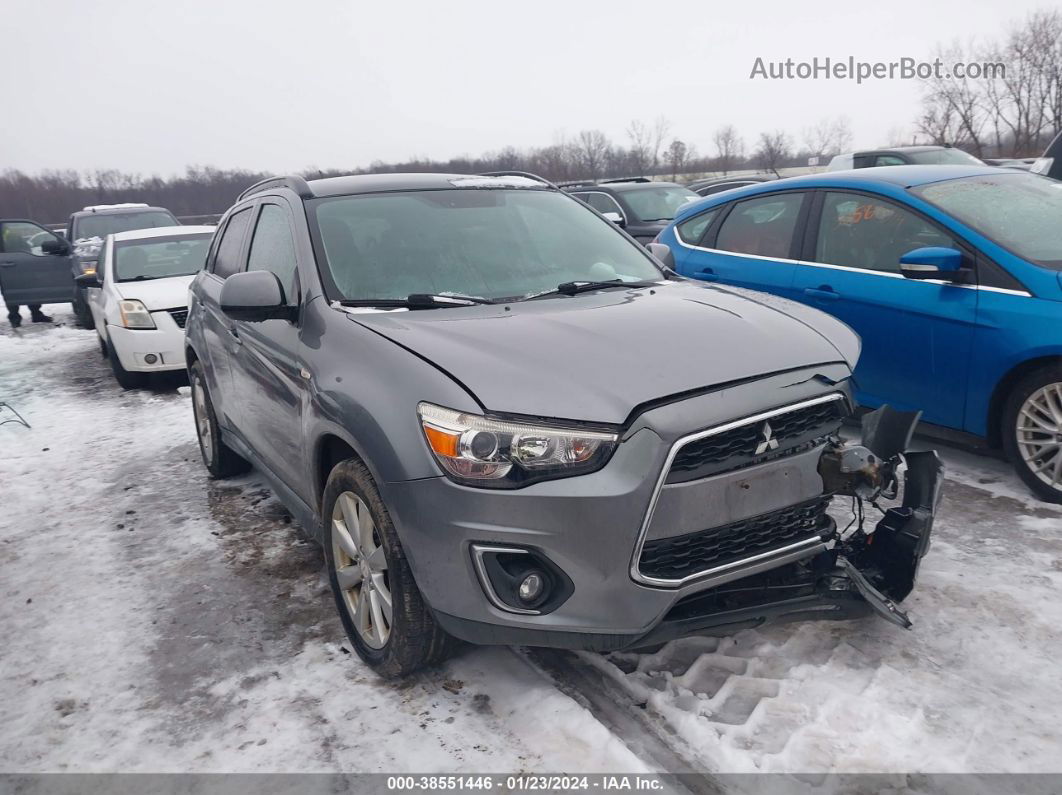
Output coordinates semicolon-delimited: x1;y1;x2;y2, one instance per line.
913;173;1062;269
716;193;803;259
815;193;953;273
676;209;717;245
309;189;662;302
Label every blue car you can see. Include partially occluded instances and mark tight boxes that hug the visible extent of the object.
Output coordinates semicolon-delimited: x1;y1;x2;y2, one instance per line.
655;165;1062;502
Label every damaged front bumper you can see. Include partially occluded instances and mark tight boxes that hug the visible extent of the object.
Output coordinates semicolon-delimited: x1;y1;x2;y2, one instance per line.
625;405;945;649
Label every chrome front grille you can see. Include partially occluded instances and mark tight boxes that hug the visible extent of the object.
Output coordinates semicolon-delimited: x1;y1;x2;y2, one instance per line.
666;395;846;483
631;392;848;588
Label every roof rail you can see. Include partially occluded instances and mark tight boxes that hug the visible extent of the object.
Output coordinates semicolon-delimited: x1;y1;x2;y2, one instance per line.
478;170;559;189
599;176;651;184
555;180;597;189
236;175;313;203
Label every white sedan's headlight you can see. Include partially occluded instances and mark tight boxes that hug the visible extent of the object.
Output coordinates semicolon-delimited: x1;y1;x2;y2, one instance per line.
119;300;156;329
418;402;618;488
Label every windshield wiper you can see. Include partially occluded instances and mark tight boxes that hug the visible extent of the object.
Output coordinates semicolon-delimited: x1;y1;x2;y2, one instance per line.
120;275;160;282
338;293;497;310
525;279;657;301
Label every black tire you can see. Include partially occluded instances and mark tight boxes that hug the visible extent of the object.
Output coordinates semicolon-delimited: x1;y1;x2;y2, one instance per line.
1002;364;1062;504
98;333;107;358
106;337;148;390
189;360;250;478
323;458;455;678
73;289;93;329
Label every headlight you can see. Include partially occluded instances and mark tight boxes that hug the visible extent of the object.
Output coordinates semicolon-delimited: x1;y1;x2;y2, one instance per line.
119;300;156;329
418;402;618;488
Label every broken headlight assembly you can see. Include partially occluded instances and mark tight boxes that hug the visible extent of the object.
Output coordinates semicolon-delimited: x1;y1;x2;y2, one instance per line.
418;402;618;488
818;405;945;627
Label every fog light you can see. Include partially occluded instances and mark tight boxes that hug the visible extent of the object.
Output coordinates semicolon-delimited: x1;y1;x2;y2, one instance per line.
144;354;158;364
517;571;545;603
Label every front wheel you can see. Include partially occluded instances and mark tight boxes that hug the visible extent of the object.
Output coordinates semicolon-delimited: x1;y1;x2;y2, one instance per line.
323;458;454;678
106;337;147;390
1003;365;1062;503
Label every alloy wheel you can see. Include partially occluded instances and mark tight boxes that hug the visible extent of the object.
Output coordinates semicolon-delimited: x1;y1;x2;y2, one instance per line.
1015;382;1062;490
332;491;392;649
191;375;213;465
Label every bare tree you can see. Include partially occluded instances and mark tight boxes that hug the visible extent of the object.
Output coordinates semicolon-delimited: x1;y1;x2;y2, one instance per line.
755;131;792;176
574;130;611;180
802;116;853;160
712;125;744;175
627;120;653;175
651;116;671;173
665;139;694;180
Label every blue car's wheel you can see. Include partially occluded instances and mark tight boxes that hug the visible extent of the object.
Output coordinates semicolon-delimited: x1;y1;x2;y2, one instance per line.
1004;365;1062;504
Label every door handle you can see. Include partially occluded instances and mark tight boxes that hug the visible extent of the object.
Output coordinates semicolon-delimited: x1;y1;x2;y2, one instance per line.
803;287;840;301
694;268;719;282
0;262;15;268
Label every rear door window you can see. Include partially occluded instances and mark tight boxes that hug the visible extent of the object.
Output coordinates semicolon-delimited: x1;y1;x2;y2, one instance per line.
715;193;804;259
675;209;717;245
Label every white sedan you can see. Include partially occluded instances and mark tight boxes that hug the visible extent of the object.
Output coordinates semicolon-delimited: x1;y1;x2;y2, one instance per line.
81;225;214;388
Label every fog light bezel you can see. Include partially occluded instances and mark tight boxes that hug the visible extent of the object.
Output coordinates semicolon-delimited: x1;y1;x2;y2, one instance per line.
470;544;574;615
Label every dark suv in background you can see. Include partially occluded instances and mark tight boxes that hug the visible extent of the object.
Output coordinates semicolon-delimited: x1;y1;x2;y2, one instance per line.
67;203;179;326
184;171;941;678
560;178;699;244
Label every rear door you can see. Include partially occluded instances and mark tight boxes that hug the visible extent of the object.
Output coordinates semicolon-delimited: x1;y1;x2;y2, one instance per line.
672;191;809;299
0;221;74;305
790;190;978;427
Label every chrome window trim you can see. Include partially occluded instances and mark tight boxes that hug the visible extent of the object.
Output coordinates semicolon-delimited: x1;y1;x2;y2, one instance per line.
672;236;1033;297
630;392;847;589
470;544;541;616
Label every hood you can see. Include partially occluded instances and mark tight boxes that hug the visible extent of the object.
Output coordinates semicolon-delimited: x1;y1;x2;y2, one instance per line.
348;281;857;424
115;275;195;311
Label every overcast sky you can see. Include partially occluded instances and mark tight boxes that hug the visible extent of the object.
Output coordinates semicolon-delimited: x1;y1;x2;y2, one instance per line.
1;0;1051;175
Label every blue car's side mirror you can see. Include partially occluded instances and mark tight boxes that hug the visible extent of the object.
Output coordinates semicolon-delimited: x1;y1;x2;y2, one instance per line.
899;247;965;281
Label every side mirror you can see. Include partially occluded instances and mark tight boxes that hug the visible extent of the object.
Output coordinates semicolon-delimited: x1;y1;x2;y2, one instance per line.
41;238;70;256
75;272;101;288
646;242;675;271
602;211;626;228
899;247;965;281
220;270;293;322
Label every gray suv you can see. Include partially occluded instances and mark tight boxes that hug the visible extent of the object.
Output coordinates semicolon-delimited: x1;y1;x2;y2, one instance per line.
185;172;943;677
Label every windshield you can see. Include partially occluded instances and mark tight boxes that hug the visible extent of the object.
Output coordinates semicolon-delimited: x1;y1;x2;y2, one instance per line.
621;186;699;222
74;211;178;241
907;149;984;166
114;234;211;282
912;172;1062;269
309;189;662;302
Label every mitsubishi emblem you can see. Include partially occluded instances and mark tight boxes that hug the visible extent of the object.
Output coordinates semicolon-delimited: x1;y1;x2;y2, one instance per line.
755;421;779;455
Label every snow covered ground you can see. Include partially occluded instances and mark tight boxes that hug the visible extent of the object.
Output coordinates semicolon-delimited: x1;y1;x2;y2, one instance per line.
1;304;1061;777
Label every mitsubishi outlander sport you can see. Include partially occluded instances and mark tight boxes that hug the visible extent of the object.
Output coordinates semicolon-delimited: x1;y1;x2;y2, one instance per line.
185;172;943;677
